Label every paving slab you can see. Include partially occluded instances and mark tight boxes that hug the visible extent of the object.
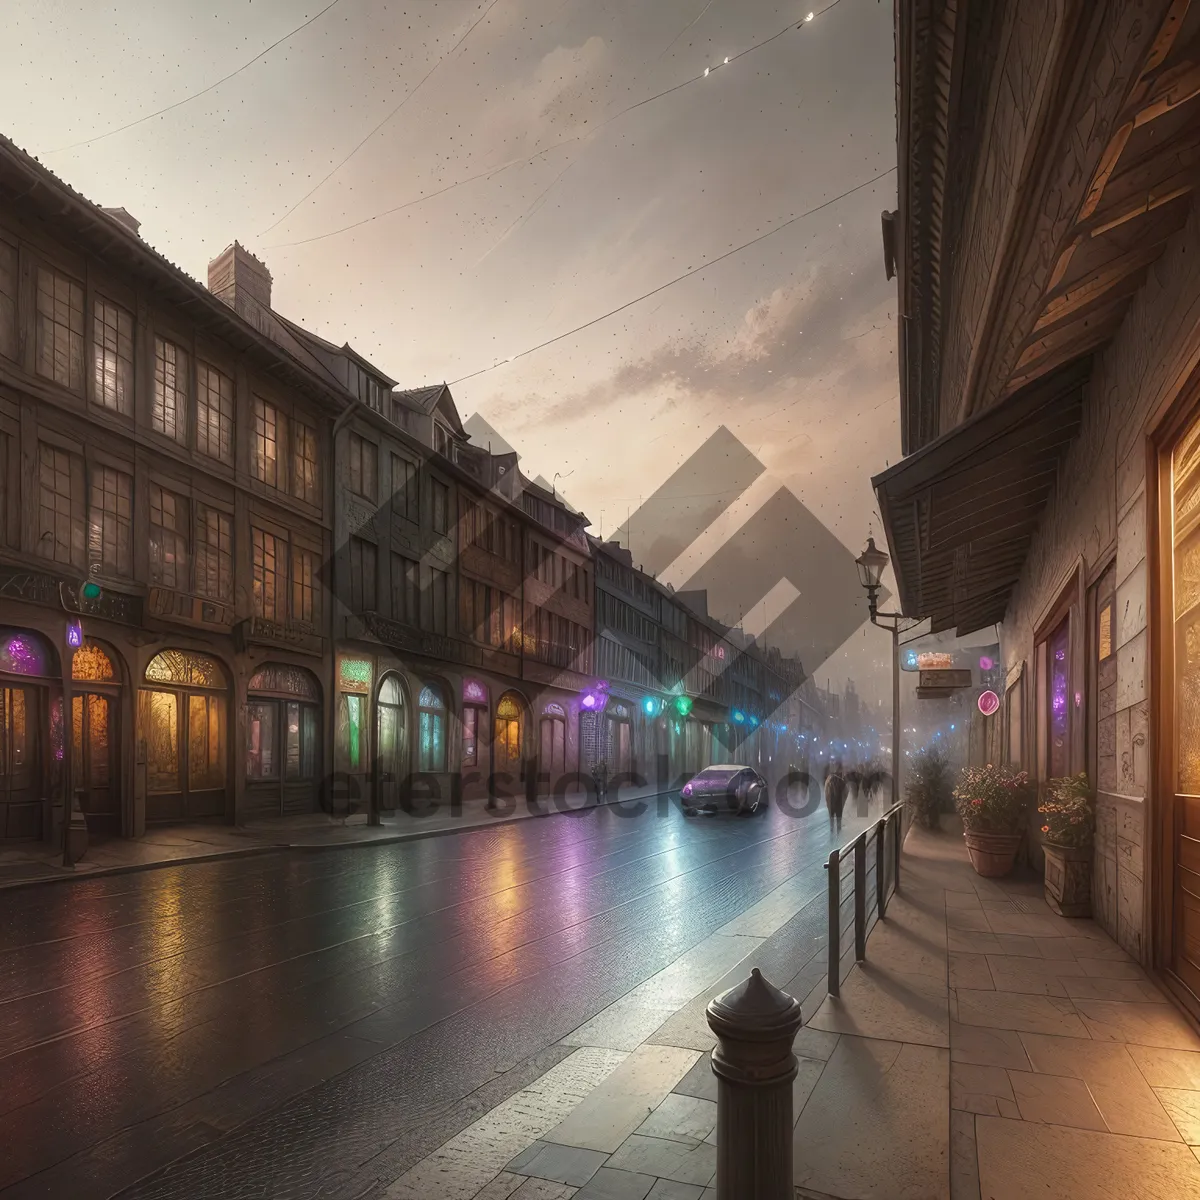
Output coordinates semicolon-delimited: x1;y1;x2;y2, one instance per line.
634;1094;716;1147
572;1166;657;1199
975;1114;1200;1199
1074;998;1200;1049
507;1142;607;1187
792;1035;949;1200
603;1134;716;1186
547;1045;700;1154
953;989;1088;1037
806;961;950;1047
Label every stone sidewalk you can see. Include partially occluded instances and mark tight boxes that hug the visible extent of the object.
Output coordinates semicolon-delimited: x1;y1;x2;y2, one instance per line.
352;821;1200;1200
0;782;675;889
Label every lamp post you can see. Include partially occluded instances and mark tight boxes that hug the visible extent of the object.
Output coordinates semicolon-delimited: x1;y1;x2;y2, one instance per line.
856;537;903;810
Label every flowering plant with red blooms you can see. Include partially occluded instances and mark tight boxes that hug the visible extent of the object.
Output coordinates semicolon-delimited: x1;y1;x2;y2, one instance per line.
1038;773;1094;850
953;764;1031;833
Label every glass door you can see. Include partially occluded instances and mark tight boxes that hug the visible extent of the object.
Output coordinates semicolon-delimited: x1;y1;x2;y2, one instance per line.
1170;419;1200;1001
1;686;40;839
376;676;407;811
72;691;118;832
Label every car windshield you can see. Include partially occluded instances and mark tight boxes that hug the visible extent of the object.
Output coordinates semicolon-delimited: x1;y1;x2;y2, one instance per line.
694;768;744;785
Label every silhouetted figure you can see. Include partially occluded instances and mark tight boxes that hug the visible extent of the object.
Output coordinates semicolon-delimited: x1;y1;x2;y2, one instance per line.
825;760;848;835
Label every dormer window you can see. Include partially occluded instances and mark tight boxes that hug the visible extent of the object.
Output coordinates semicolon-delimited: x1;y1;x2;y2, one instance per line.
434;422;452;458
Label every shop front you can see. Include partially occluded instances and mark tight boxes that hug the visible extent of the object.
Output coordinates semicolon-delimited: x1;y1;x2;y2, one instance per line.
244;662;322;818
0;628;61;841
140;649;229;824
70;640;124;834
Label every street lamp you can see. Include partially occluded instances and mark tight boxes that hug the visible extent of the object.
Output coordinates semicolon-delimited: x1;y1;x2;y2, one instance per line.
855;537;905;811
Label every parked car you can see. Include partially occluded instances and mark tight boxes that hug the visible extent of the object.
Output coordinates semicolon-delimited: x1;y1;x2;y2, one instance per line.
681;765;768;816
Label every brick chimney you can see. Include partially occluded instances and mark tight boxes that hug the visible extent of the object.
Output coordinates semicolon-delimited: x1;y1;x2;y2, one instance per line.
207;242;272;315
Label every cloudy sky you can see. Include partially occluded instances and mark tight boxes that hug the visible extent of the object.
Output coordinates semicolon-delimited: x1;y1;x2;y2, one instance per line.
1;0;901;701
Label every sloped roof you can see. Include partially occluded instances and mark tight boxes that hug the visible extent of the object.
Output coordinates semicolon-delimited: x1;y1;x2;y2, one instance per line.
393;383;449;413
0;133;353;413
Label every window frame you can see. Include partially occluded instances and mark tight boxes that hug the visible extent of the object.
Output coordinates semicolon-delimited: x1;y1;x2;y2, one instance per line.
35;262;85;393
152;335;191;447
148;480;191;591
91;294;135;417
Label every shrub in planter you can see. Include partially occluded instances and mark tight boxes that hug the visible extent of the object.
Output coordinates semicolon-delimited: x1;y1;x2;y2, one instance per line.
905;747;952;830
953;764;1031;877
1039;773;1095;917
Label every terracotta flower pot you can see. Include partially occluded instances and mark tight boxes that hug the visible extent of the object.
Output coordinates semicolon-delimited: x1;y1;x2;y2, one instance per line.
963;829;1021;877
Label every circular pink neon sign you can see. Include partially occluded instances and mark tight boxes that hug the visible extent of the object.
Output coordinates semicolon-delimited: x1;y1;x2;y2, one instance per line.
977;690;1000;716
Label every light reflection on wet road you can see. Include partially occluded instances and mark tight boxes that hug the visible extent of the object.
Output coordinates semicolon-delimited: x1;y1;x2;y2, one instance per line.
0;788;882;1199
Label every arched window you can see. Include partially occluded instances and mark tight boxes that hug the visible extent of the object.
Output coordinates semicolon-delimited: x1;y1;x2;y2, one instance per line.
72;642;115;681
418;683;447;772
376;675;407;800
0;629;56;678
336;657;373;774
145;649;224;688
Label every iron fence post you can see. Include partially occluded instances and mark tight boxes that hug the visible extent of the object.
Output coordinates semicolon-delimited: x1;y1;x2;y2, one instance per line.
707;969;804;1200
853;835;867;960
875;817;886;919
826;851;840;997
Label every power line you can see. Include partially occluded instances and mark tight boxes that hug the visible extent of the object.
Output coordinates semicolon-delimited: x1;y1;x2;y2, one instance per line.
46;0;347;154
259;0;504;236
266;0;847;250
448;164;896;385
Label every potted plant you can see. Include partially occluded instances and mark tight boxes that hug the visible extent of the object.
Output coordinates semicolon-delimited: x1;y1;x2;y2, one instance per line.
953;764;1030;877
905;746;952;830
1038;773;1094;917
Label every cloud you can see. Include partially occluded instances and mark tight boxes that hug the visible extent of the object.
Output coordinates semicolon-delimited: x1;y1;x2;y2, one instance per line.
490;241;893;429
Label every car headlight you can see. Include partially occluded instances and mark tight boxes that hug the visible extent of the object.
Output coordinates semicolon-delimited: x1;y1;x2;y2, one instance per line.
682;783;693;797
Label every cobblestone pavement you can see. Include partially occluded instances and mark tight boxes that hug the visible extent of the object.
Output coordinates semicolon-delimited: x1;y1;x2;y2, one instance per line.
0;788;881;1198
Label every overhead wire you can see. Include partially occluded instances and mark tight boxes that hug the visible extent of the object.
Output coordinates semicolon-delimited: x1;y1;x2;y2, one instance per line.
46;0;347;154
448;164;897;385
266;0;848;249
258;0;505;236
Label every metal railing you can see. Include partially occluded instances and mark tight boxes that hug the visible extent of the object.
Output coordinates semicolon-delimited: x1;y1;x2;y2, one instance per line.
824;801;906;997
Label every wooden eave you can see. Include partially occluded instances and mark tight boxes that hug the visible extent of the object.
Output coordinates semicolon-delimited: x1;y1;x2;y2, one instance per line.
872;359;1089;636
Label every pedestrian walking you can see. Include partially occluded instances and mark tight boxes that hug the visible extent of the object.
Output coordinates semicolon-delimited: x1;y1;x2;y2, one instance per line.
825;760;847;835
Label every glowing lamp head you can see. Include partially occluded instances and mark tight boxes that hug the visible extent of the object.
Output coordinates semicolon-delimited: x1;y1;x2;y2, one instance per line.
977;690;1000;717
749;715;760;727
643;697;659;716
675;695;693;717
581;692;600;711
81;581;102;601
66;620;83;648
732;709;746;725
979;655;995;671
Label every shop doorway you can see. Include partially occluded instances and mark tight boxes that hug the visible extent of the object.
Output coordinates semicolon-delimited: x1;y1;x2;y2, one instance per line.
494;691;524;779
376;674;408;811
141;650;228;823
540;704;567;789
245;663;322;819
0;629;58;841
70;641;121;834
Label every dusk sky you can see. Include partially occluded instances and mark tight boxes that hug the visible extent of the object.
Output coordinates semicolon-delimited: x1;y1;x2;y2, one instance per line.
2;0;901;700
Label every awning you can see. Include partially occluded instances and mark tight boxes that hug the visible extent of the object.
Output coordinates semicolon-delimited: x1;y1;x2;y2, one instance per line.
872;359;1089;636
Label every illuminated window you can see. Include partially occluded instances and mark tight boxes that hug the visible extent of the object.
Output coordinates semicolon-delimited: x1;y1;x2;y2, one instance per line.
494;691;522;774
292;420;319;505
377;675;405;782
149;484;189;591
337;692;365;772
253;398;285;489
246;701;278;780
145;649;224;687
195;504;233;603
72;641;115;681
87;464;133;577
196;362;234;462
252;526;285;621
188;693;225;790
36;266;84;390
339;657;372;693
92;298;134;415
248;665;320;783
37;442;85;568
291;545;319;625
0;630;52;677
248;664;319;698
418;683;447;771
140;689;179;793
153;337;189;444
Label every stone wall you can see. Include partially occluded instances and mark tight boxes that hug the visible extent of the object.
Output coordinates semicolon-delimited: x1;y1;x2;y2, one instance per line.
1001;201;1200;962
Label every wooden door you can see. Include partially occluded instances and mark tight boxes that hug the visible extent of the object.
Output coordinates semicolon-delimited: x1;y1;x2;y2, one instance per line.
1;685;41;839
72;691;118;832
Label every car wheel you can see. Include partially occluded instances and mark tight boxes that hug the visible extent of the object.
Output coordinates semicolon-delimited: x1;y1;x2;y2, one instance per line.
683;805;696;817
